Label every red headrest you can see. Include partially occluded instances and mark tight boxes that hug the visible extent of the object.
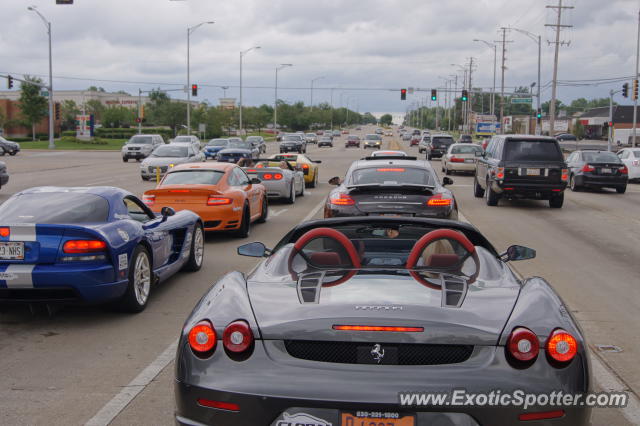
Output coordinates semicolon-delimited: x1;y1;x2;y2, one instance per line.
309;252;342;266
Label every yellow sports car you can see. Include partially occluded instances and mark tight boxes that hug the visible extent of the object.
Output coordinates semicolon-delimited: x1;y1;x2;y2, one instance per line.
269;153;322;187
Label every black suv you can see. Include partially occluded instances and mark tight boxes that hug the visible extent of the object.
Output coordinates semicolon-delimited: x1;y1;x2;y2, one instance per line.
425;134;455;160
474;135;568;208
279;134;307;153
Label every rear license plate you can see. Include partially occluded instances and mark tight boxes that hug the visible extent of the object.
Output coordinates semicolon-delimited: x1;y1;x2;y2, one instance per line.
341;412;415;426
526;169;541;176
600;168;612;174
0;242;24;260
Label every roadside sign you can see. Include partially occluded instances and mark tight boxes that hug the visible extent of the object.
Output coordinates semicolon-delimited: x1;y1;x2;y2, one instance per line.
511;97;532;104
40;91;49;97
198;123;206;132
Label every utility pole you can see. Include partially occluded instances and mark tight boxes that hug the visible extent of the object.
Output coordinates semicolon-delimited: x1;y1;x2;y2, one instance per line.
546;0;573;136
468;57;474;134
495;27;513;134
633;8;640;146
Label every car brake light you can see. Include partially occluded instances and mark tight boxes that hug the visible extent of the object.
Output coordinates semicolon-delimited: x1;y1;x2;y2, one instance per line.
63;240;107;254
427;194;452;207
450;157;465;163
507;327;539;363
273;173;283;180
330;193;355;206
619;165;628;175
262;173;273;180
197;399;240;412
302;164;309;169
247;169;257;173
223;320;254;353
333;325;424;332
188;320;217;354
561;169;568;181
518;410;565;421
494;167;505;179
0;227;9;238
377;168;405;172
207;196;232;206
546;329;578;363
582;164;595;172
142;194;155;206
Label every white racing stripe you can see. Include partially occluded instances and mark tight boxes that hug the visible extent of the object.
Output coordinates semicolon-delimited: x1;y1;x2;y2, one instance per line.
9;224;36;242
3;264;35;288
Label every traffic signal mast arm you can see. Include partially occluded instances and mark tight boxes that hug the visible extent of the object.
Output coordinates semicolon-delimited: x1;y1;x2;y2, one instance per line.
2;74;50;90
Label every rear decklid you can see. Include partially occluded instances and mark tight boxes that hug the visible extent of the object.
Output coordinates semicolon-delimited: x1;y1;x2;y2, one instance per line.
144;185;220;206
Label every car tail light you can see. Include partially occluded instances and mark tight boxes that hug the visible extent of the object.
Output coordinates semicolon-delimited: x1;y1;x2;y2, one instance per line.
333;325;424;332
142;194;155;206
197;399;240;412
377;168;405;172
582;164;595;173
330;193;355;206
492;167;505;179
427;194;452;207
63;240;107;254
273;173;283;180
188;320;217;354
0;227;9;238
518;410;565;421
619;165;628;175
262;173;273;180
450;157;465;163
223;320;254;353
507;327;539;363
561;169;569;181
207;196;232;206
546;329;578;363
302;164;309;170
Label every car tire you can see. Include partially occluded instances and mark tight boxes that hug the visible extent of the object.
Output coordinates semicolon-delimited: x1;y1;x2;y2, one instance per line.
473;176;485;198
136;158;141;162
119;245;152;313
616;186;627;194
234;205;251;238
0;149;5;156
286;183;296;204
485;180;499;206
182;224;204;272
9;151;16;156
570;175;581;192
309;171;318;188
257;196;268;223
123;157;128;162
549;193;564;208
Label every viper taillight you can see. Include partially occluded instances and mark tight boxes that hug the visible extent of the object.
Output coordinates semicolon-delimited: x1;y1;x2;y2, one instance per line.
546;329;578;364
223;320;254;353
507;327;539;364
63;240;107;254
142;194;155;206
188;320;217;354
330;193;355;206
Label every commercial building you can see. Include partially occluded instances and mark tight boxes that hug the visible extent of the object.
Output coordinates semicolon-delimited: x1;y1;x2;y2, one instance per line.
0;89;150;108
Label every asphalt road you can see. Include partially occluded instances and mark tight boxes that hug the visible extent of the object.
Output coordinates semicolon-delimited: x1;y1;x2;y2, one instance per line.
0;127;637;425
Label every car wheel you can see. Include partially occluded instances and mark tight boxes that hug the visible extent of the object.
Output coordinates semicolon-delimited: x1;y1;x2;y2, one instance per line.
234;205;251;238
549;193;564;208
123;157;128;162
182;224;204;272
0;149;5;156
616;186;627;194
485;180;499;206
9;151;16;156
473;176;485;198
570;175;581;192
257;196;268;223
119;245;152;313
136;158;141;162
286;183;296;204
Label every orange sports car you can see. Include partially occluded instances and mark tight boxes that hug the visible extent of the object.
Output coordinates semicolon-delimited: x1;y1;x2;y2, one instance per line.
142;162;267;237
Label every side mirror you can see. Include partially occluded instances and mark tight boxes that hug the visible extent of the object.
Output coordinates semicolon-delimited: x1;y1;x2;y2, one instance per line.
502;245;536;262
250;177;261;185
160;206;176;221
328;176;341;186
442;177;454;186
237;242;270;257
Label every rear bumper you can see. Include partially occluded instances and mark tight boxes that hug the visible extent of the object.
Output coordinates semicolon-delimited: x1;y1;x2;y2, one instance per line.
123;152;149;159
492;181;567;198
318;142;333;147
0;263;127;304
325;206;457;220
574;174;627;188
152;205;242;232
0;172;9;186
446;162;476;172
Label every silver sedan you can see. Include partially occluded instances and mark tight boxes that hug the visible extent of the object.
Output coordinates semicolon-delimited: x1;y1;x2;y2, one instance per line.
140;144;205;181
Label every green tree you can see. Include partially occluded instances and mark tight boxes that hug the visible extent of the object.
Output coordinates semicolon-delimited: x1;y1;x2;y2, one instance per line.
102;106;135;128
572;120;585;139
85;99;105;122
60;100;80;131
19;75;48;140
379;114;393;126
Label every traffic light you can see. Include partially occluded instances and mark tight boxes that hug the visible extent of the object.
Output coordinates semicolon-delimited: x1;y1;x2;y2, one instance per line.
536;109;542;120
431;89;437;101
191;84;198;96
7;75;13;89
54;103;60;120
140;104;145;119
622;82;629;98
461;89;468;102
633;79;638;100
400;88;407;100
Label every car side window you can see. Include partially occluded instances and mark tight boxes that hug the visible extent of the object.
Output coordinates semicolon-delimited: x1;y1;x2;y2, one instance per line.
227;169;238;186
494;140;504;160
485;139;496;158
123;196;155;223
236;168;250;186
566;153;576;163
619;150;629;159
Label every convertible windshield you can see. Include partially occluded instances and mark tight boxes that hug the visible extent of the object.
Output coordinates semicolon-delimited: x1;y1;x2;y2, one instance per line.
207;139;228;147
152;145;188;157
127;136;153;144
162;170;224;185
0;193;109;223
350;167;435;186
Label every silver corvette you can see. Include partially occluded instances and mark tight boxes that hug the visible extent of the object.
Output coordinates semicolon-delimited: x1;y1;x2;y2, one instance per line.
244;160;305;204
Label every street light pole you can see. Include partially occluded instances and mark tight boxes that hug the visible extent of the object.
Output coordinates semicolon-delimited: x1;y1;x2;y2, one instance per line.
28;6;54;149
473;39;497;120
274;64;292;136
187;21;214;135
511;28;542;135
239;46;261;134
310;76;325;110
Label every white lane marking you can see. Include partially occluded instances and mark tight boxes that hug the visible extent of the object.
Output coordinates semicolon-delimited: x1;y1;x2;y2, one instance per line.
458;207;640;424
302;199;326;222
85;339;178;426
28;152;67;158
269;208;289;217
4;264;35;288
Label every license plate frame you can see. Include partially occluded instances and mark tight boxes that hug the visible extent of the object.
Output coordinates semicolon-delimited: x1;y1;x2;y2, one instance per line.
0;242;25;260
341;412;415;426
600;168;612;174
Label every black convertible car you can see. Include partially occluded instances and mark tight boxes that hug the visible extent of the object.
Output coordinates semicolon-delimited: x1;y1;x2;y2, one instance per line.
324;156;458;220
174;217;591;426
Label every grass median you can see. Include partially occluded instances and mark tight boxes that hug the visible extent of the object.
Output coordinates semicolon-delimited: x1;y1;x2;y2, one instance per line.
20;137;127;151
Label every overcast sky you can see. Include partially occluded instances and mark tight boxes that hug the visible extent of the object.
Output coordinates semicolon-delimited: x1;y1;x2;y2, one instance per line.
1;0;638;114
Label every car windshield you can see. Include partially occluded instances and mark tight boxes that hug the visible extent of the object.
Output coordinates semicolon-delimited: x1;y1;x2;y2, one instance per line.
583;152;621;163
633;151;640;158
306;134;315;137
351;167;435;186
152;145;188;157
228;141;251;149
365;135;381;141
432;137;454;146
207;139;228;147
451;145;482;154
348;136;360;141
0;193;109;223
127;136;153;144
162;170;225;185
283;135;301;142
246;136;261;142
173;136;193;143
504;139;563;162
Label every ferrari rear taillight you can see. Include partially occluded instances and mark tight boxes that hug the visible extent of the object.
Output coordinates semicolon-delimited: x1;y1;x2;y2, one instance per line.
330;193;355;206
427;194;452;207
63;240;107;254
223;320;254;353
207;196;232;206
142;194;155;206
188;320;217;354
197;399;240;412
0;227;9;238
545;329;578;363
619;165;628;175
582;164;595;173
450;157;465;163
507;327;539;363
